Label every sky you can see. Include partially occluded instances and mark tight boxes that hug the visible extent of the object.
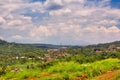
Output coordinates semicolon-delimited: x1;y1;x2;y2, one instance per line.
0;0;120;45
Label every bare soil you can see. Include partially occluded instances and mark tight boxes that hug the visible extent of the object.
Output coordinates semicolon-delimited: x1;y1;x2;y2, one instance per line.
94;70;120;80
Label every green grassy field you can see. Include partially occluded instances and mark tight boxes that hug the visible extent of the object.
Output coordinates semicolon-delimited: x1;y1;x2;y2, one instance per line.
0;58;120;80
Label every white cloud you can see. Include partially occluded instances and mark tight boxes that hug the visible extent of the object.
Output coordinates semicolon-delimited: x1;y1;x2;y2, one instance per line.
49;8;71;16
64;0;84;3
0;17;6;24
0;0;120;45
46;0;84;5
44;0;63;6
30;25;58;41
81;26;120;44
75;9;95;16
29;24;120;44
12;35;23;40
108;26;120;32
97;20;117;25
105;9;120;19
0;36;4;40
7;20;22;26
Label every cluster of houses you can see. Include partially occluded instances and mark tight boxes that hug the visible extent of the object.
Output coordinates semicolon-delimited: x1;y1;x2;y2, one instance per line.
12;44;120;63
94;45;120;53
13;48;70;62
42;48;70;62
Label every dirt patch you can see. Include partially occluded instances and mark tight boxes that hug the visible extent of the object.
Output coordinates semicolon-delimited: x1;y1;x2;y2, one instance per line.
75;70;120;80
26;73;56;80
75;74;87;80
26;77;38;80
96;70;120;80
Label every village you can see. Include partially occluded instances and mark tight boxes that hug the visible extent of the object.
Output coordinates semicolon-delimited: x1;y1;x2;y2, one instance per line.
10;44;120;64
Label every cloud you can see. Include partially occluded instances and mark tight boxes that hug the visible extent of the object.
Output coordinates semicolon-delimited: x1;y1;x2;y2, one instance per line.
81;26;120;44
7;20;22;26
0;0;120;45
29;24;120;44
45;3;63;11
0;36;4;40
0;17;6;24
49;8;71;16
12;35;23;40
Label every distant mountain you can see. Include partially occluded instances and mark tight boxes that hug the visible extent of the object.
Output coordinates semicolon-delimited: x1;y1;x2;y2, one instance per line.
28;41;120;49
0;39;8;45
86;41;120;49
104;41;120;46
27;44;70;49
0;39;70;49
0;39;120;49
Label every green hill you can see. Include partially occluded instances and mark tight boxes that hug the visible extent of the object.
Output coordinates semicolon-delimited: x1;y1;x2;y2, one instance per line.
0;39;8;45
86;41;120;49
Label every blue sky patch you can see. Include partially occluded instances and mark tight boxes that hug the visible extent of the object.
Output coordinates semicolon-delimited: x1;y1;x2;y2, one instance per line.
110;0;120;9
46;4;63;11
24;11;49;25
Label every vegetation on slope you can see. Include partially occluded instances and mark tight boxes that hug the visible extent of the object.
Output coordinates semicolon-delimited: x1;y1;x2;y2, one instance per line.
0;58;119;80
0;39;120;80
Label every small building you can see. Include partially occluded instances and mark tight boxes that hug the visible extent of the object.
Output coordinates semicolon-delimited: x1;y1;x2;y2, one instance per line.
47;49;59;53
58;53;65;57
116;47;120;52
43;57;54;62
108;45;116;52
116;47;120;50
94;49;103;53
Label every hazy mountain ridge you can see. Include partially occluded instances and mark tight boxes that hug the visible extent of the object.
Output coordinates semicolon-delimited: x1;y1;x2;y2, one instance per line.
0;39;120;49
86;41;120;49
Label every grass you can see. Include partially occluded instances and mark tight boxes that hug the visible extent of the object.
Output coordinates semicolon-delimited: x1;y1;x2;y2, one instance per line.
0;63;41;80
0;58;120;80
2;69;40;80
41;58;120;79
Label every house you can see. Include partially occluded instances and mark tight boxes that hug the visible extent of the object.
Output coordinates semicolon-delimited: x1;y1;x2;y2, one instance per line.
116;47;120;50
94;49;103;53
47;49;59;53
43;57;54;62
20;56;26;59
108;45;116;52
116;47;120;52
58;53;65;57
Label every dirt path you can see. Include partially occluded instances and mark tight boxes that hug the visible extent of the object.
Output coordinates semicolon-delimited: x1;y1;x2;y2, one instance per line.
26;77;39;80
25;70;120;80
25;73;56;80
94;70;120;80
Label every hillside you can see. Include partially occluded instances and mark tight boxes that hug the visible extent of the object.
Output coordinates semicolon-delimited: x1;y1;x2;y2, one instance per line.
0;39;120;80
0;39;69;49
0;39;39;53
0;39;8;45
0;39;45;64
86;41;120;49
1;39;120;49
27;44;69;49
